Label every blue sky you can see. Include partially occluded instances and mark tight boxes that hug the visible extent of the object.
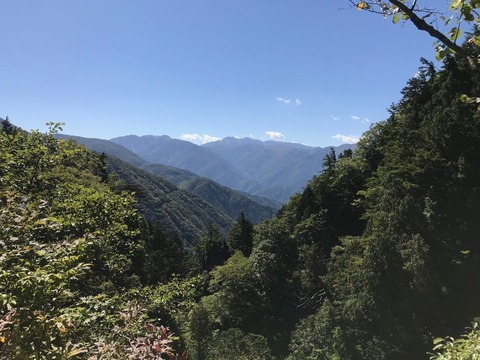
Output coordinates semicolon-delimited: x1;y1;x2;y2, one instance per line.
1;1;440;147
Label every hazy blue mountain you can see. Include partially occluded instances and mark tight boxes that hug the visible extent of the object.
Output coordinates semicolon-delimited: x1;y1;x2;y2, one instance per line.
57;134;278;223
110;134;355;203
203;137;356;201
110;135;262;192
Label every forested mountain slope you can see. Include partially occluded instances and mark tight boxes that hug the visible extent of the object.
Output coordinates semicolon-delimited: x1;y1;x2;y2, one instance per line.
57;134;278;224
105;156;234;245
141;163;279;221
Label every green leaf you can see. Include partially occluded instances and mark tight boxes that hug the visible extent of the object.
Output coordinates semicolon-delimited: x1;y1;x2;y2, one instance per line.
67;348;87;358
450;0;463;9
462;5;474;21
449;27;462;41
436;49;446;61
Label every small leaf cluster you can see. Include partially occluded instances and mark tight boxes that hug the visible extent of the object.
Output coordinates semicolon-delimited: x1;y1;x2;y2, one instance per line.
429;322;480;359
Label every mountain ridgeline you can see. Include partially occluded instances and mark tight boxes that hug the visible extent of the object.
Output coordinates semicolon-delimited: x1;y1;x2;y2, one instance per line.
110;135;355;203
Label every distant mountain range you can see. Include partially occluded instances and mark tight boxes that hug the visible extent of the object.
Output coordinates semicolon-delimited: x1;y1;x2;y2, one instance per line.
56;135;279;233
111;135;355;203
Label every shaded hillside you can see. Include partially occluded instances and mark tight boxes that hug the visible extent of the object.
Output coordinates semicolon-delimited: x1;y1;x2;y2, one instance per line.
105;156;233;245
146;166;279;222
57;135;278;224
133;163;282;211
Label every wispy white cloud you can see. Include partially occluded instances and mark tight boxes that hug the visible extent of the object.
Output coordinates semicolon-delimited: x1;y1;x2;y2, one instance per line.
180;133;202;142
330;115;340;121
276;97;302;106
276;97;292;104
203;134;221;143
180;133;221;144
351;115;370;123
265;131;285;140
332;134;360;144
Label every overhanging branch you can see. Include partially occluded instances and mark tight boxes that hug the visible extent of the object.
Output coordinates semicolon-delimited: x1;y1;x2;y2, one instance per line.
388;0;468;58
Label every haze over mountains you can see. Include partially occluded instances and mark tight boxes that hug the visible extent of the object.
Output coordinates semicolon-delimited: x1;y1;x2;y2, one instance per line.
111;135;355;203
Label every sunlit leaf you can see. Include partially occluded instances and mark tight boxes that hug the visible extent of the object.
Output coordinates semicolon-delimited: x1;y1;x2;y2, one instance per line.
66;348;87;358
357;1;370;10
450;0;463;9
449;27;462;41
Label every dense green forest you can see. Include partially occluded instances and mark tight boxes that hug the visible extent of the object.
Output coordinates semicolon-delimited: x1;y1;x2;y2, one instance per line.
1;33;480;360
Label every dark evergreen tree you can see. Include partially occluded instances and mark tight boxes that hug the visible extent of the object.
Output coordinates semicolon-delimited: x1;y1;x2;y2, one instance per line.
1;116;17;137
195;223;230;271
226;211;254;257
338;148;353;159
322;147;337;174
138;219;185;284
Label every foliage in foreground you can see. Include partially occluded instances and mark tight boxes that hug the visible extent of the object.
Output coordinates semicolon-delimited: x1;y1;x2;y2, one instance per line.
429;322;480;360
0;122;191;358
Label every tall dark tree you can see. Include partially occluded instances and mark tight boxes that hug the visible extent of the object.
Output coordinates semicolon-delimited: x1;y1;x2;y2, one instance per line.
1;116;17;136
138;219;185;284
322;147;337;174
195;223;230;271
226;211;254;257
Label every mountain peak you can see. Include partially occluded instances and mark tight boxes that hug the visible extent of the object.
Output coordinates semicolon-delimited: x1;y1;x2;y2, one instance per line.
208;137;262;145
